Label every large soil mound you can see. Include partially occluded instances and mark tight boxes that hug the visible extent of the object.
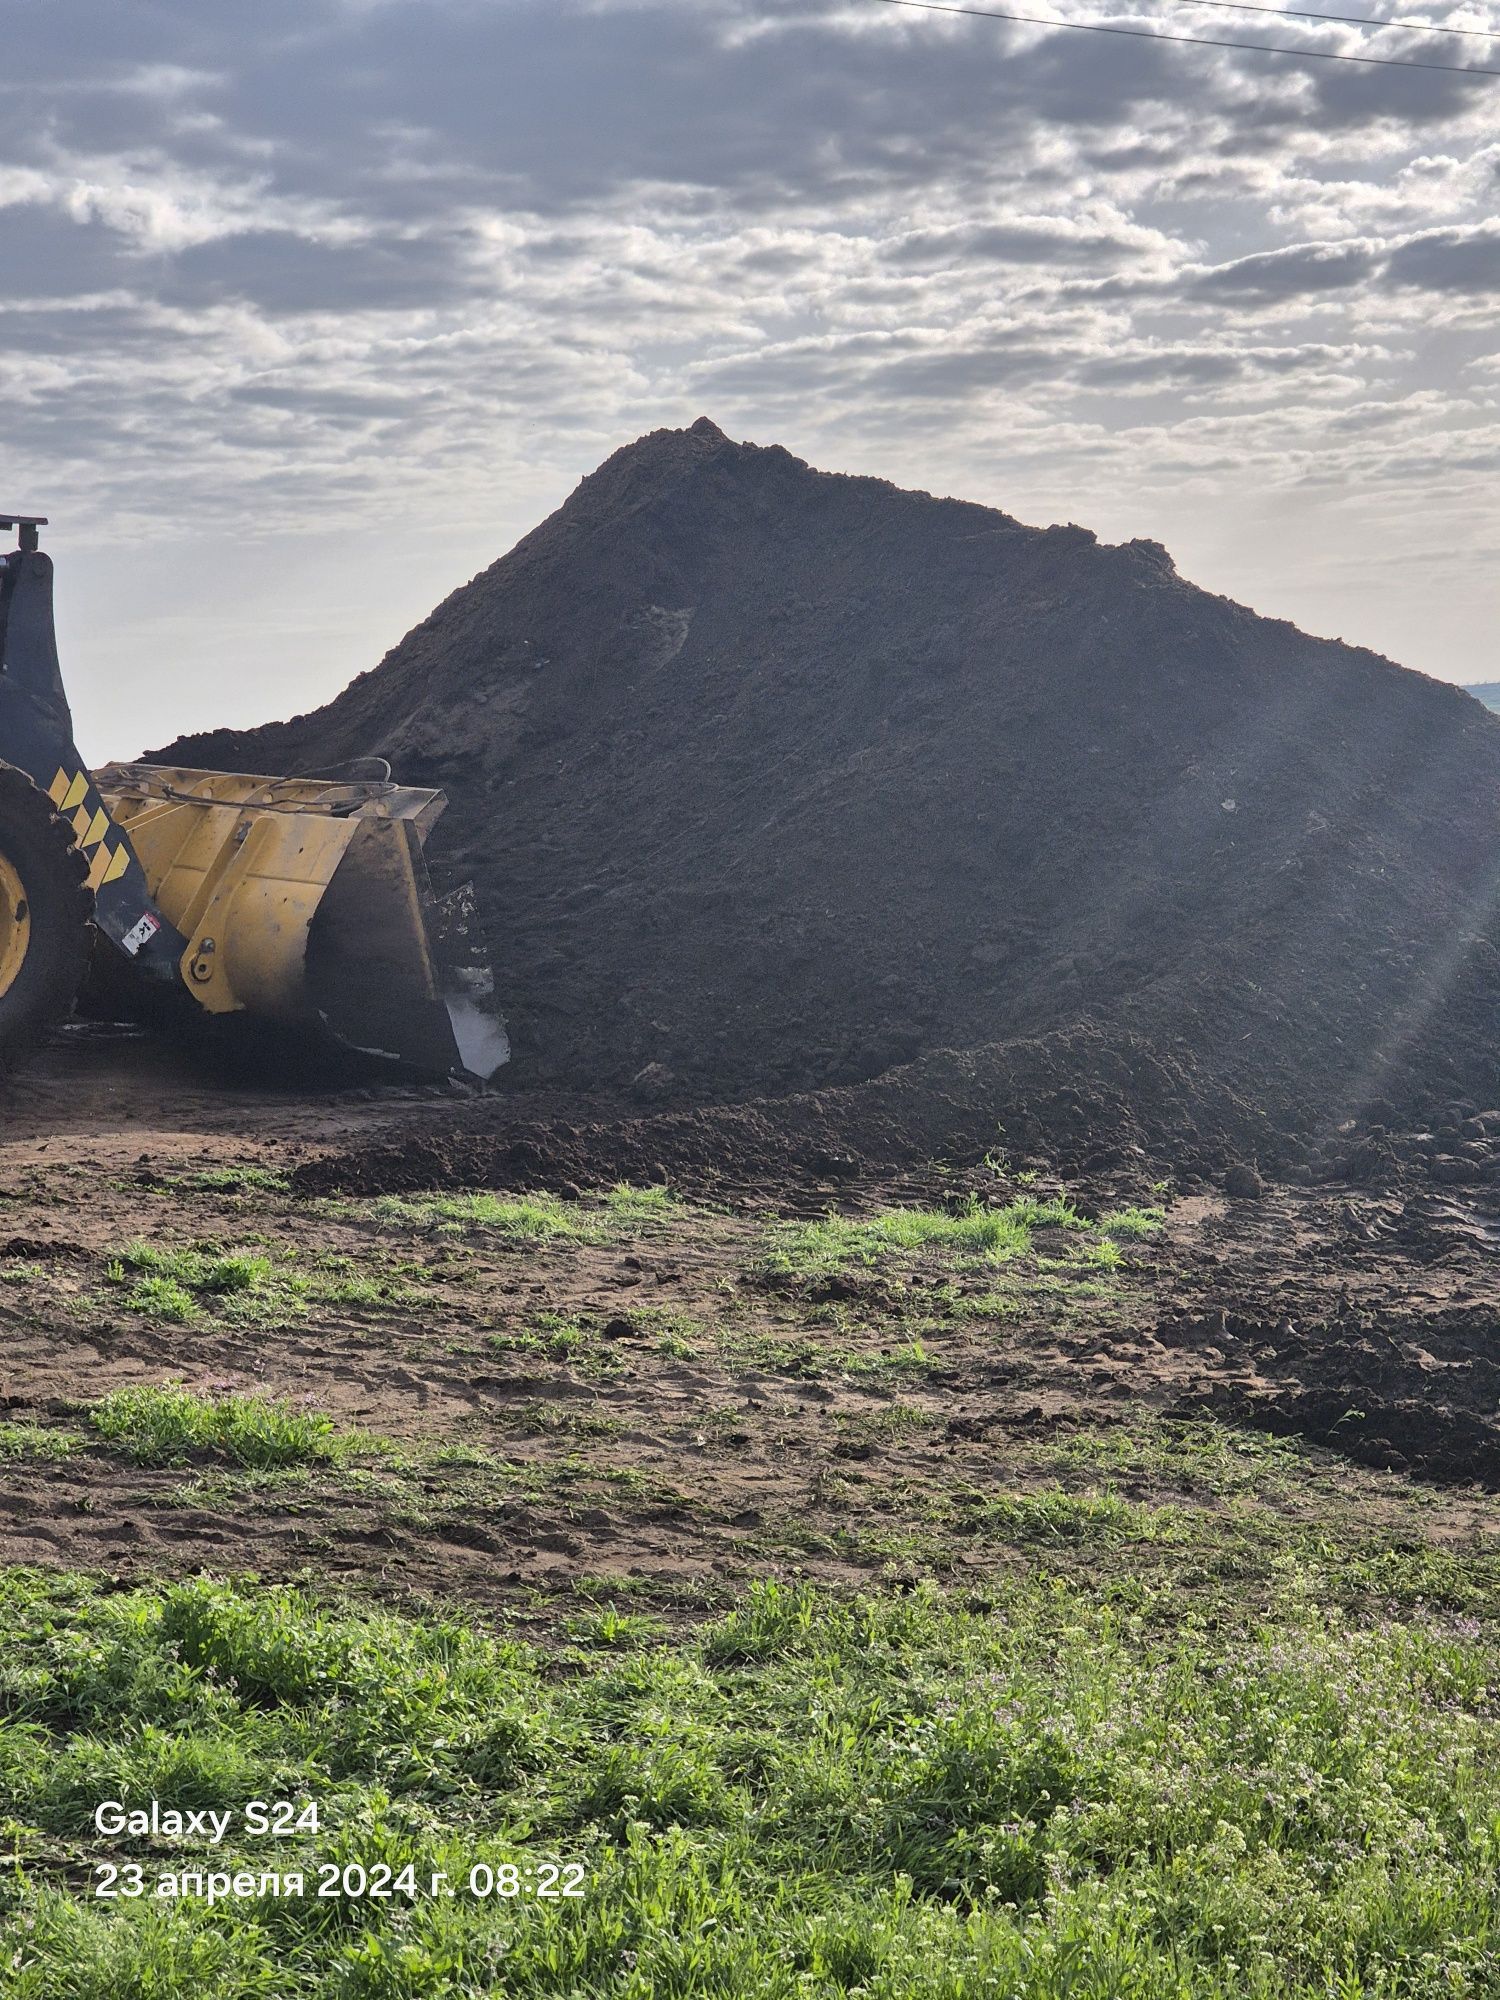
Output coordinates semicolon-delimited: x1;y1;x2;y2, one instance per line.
157;419;1500;1149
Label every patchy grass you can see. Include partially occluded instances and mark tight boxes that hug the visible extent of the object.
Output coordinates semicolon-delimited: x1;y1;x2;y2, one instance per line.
1077;1236;1122;1270
598;1182;683;1224
955;1482;1186;1546
925;1281;1022;1321
367;1183;682;1242
507;1401;624;1440
835;1403;939;1447
842;1339;937;1385
370;1189;583;1239
17;1162;1500;1993
115;1271;199;1322
1098;1204;1166;1239
0;1421;77;1463
564;1604;669;1649
654;1329;700;1359
488;1313;628;1380
715;1326;828;1377
761;1195;1089;1277
1026;1416;1327;1506
87;1384;352;1470
163;1164;291;1194
106;1242;278;1324
716;1326;936;1384
101;1240;431;1328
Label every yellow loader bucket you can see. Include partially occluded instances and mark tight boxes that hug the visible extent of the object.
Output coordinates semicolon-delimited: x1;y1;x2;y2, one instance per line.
93;762;509;1081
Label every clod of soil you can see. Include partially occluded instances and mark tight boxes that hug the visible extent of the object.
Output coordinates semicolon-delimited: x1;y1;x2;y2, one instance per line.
156;418;1500;1161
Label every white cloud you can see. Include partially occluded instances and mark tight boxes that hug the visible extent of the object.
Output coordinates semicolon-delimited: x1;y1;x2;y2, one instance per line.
0;0;1497;754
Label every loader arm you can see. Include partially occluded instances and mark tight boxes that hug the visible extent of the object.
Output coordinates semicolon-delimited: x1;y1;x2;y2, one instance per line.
0;520;189;983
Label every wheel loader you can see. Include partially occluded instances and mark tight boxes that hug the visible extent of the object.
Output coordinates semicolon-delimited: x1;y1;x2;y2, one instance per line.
0;514;508;1080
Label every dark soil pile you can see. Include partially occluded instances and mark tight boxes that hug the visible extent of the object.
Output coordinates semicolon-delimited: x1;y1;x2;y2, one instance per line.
292;1023;1276;1199
157;418;1500;1159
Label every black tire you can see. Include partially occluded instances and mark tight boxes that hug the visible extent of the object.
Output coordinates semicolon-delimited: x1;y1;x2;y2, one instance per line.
0;763;92;1072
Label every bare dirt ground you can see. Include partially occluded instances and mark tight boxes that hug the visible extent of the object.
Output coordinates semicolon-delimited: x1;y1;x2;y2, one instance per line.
4;1025;1500;1616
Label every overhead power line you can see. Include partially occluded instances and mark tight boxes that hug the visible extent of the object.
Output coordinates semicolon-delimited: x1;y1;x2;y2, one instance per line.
1184;0;1500;39
867;0;1500;75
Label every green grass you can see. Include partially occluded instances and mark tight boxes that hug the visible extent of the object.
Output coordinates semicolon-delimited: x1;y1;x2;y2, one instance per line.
842;1338;936;1384
370;1190;582;1238
655;1330;699;1359
5;1563;1500;1995
564;1604;669;1650
0;1421;77;1463
508;1401;623;1440
87;1385;352;1470
761;1195;1091;1277
163;1165;291;1194
367;1183;682;1241
835;1403;939;1446
106;1243;277;1324
101;1241;432;1328
1031;1417;1311;1498
1077;1237;1122;1270
957;1482;1185;1546
488;1313;628;1380
598;1182;682;1223
489;1322;589;1363
1098;1205;1166;1239
116;1272;199;1321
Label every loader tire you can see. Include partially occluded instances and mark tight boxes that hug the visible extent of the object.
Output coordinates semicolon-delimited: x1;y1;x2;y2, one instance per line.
0;765;92;1072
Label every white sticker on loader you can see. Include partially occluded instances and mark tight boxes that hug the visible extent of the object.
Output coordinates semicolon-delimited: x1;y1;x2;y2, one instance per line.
120;912;162;957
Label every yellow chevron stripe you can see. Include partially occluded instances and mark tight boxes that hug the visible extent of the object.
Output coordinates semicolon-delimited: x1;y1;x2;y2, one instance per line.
101;844;129;886
48;768;69;807
80;807;109;851
61;772;88;811
85;843;113;891
71;803;91;841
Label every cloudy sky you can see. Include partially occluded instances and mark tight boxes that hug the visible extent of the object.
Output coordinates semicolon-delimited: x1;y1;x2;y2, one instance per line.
5;0;1499;758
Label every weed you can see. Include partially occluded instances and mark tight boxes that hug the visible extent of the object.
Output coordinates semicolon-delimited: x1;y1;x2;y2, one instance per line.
843;1339;936;1384
655;1331;699;1359
508;1401;623;1440
1098;1204;1166;1239
117;1272;199;1321
599;1182;682;1223
101;1239;430;1329
836;1404;938;1445
0;1421;76;1463
488;1313;626;1380
1078;1237;1122;1270
88;1384;350;1469
565;1605;668;1649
